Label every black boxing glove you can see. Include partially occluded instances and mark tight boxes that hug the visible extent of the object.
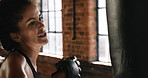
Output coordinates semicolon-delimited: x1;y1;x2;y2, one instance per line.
51;56;81;78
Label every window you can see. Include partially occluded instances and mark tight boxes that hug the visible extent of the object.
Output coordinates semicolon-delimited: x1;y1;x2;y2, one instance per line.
97;0;110;62
40;0;63;56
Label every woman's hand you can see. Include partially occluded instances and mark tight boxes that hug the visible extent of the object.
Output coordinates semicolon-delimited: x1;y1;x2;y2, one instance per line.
51;56;81;78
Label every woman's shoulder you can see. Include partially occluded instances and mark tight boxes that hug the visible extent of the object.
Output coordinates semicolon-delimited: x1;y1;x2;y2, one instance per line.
5;52;27;67
0;52;28;78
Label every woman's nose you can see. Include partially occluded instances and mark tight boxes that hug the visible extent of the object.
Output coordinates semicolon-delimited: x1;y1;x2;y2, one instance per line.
38;21;45;29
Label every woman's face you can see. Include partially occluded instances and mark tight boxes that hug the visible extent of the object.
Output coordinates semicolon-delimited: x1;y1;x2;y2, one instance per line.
15;5;48;47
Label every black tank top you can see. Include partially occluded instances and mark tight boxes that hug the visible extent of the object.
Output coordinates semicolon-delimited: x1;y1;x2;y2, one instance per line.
14;49;39;78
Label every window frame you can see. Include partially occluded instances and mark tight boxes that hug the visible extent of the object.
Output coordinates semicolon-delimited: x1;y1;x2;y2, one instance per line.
40;0;63;57
96;0;111;63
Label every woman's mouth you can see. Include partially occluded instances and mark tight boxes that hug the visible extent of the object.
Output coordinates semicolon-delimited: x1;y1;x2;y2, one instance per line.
38;32;47;38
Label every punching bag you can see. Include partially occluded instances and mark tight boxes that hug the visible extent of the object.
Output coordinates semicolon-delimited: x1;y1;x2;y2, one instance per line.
106;0;148;78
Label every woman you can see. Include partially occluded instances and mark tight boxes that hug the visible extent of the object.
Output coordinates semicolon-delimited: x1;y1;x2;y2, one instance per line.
0;0;81;78
0;0;48;78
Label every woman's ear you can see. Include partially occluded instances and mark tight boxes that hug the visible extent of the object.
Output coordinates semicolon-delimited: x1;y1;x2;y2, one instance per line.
9;33;21;42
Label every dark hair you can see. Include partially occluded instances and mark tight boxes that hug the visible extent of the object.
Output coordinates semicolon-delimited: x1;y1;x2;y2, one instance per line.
0;0;35;51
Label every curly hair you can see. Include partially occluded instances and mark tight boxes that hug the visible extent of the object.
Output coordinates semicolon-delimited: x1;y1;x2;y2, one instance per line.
0;0;35;51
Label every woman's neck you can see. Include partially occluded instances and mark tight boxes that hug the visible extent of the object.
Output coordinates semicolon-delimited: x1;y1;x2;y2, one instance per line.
16;45;41;67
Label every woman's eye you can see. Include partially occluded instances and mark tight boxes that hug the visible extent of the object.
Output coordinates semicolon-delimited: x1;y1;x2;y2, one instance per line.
29;21;36;26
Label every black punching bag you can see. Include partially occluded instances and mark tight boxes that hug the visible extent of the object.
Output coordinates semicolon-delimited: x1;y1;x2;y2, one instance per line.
106;0;148;78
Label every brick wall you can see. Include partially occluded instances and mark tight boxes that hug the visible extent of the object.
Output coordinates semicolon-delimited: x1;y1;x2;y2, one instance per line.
63;0;97;61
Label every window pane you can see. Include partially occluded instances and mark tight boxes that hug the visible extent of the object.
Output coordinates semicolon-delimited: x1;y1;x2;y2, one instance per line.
49;12;55;31
56;12;62;32
48;33;56;54
98;9;108;34
98;36;110;62
42;0;48;11
56;11;62;17
55;0;62;10
43;33;56;54
55;33;63;55
98;0;106;7
49;0;54;11
56;17;62;32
